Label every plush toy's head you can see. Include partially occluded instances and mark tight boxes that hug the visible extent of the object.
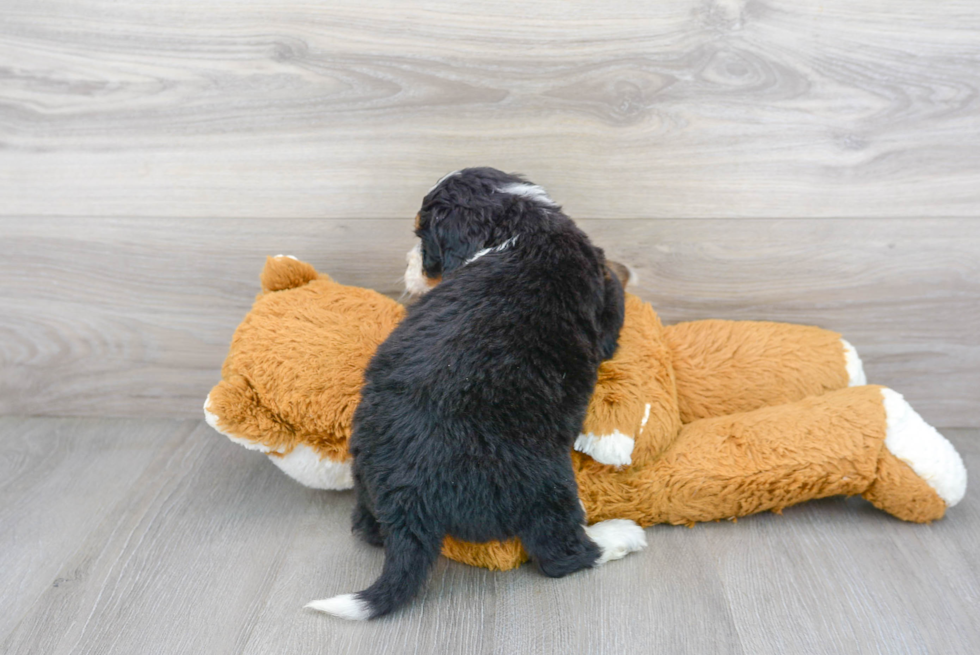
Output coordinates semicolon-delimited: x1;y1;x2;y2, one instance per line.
204;256;405;489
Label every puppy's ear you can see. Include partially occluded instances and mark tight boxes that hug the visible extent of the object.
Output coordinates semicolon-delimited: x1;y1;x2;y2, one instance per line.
597;265;626;361
428;206;491;275
419;230;444;278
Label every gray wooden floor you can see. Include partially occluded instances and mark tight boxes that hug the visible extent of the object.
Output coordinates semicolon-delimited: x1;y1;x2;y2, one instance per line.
2;416;977;655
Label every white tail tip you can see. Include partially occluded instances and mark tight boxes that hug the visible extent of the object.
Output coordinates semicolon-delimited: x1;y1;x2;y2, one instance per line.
305;593;372;620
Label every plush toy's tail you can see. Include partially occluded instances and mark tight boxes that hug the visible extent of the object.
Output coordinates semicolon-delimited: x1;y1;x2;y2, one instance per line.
305;527;442;620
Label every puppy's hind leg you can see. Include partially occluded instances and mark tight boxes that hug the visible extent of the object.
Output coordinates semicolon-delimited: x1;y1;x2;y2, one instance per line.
520;519;602;578
519;484;647;577
516;483;600;578
351;489;384;547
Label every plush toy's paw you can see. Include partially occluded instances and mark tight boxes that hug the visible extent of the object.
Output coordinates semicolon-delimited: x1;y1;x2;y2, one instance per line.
584;519;647;564
841;339;867;386
574;431;635;467
881;388;967;508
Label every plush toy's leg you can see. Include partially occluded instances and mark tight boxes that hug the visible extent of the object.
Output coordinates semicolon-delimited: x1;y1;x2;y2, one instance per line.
841;339;867;386
575;295;682;469
862;389;967;521
664;320;864;423
575;386;965;527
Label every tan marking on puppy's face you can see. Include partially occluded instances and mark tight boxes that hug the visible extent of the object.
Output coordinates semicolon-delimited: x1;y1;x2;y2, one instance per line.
404;242;442;296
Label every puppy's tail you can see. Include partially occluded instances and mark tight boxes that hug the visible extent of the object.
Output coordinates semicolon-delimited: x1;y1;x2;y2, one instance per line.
306;526;441;620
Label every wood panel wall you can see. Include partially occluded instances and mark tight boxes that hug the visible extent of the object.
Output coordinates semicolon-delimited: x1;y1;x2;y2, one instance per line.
1;1;978;426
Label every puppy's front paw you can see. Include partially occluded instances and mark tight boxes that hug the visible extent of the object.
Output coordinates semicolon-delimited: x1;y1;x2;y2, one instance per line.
584;519;647;564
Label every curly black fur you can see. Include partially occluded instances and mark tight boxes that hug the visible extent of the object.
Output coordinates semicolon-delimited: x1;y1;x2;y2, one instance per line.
346;168;625;618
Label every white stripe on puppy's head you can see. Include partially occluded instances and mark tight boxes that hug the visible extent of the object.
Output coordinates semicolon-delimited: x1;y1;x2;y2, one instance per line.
495;182;558;208
428;170;460;194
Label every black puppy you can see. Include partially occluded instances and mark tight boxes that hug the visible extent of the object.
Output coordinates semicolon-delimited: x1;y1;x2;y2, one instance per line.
307;168;647;620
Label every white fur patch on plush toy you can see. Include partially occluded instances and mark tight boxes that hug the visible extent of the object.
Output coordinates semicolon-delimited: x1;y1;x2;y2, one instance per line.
584;519;648;564
841;339;867;387
881;388;967;507
204;394;272;453
574;431;635;467
205;394;354;490
268;444;353;490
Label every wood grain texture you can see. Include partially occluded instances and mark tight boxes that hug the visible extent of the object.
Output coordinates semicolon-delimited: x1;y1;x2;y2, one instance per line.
2;217;977;426
0;417;185;640
1;0;979;219
2;417;978;654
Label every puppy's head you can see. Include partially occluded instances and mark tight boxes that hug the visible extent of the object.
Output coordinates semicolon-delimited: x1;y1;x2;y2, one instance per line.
404;168;558;296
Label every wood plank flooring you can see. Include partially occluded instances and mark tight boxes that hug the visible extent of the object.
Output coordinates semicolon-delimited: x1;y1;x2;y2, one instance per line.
1;417;977;654
1;1;979;219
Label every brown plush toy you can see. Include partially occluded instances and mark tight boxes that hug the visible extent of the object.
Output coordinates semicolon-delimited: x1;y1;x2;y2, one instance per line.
205;256;967;571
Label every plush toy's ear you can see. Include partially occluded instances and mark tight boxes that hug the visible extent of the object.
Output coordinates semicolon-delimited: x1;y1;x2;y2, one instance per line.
260;255;323;293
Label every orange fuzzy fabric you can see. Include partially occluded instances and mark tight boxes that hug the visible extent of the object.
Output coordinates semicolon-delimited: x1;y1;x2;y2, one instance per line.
580;294;681;465
577;386;888;526
666;320;849;423
208;257;405;460
207;256;949;571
